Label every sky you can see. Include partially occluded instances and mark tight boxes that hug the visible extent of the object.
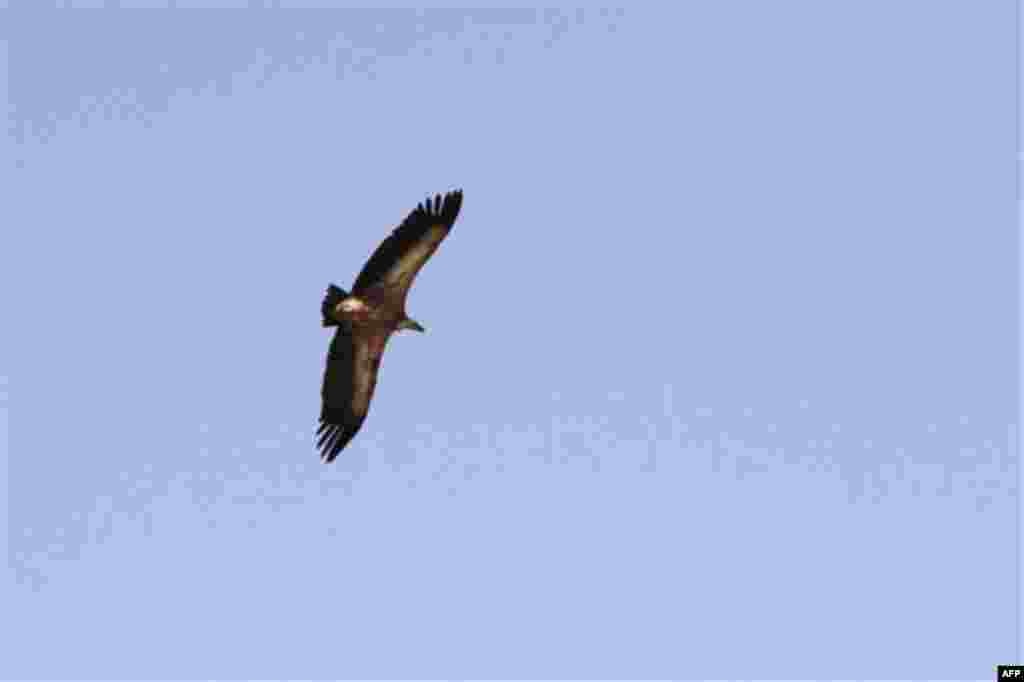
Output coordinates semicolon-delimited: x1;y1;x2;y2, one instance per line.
4;3;1019;679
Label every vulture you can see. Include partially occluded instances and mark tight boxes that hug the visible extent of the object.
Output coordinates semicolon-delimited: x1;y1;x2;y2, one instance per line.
316;190;464;462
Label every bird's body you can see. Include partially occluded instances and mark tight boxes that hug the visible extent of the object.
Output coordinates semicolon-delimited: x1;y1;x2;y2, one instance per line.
316;190;463;462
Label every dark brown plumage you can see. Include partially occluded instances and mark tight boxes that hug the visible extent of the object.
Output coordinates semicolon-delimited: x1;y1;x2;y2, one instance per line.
316;190;463;462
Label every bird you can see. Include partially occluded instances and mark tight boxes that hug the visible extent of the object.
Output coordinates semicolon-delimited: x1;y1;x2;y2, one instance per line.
316;190;464;463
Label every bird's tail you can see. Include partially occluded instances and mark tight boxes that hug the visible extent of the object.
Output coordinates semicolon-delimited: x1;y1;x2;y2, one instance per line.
321;283;348;327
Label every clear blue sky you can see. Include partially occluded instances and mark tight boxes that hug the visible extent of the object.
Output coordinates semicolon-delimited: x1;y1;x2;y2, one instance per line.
5;3;1018;678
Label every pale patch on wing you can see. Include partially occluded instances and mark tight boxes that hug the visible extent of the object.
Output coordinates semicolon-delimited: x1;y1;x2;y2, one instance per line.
385;224;449;291
338;297;368;313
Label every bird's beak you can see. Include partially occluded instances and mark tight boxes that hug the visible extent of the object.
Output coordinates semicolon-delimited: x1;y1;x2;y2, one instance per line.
406;319;426;333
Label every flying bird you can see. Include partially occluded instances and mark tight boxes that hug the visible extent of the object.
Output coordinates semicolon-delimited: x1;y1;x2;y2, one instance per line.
316;190;464;462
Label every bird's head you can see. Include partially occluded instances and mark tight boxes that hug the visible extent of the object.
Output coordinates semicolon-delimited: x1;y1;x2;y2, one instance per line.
397;317;425;333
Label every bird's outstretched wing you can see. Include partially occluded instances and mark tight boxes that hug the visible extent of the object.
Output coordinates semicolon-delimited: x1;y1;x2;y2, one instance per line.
352;190;463;301
317;323;386;462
